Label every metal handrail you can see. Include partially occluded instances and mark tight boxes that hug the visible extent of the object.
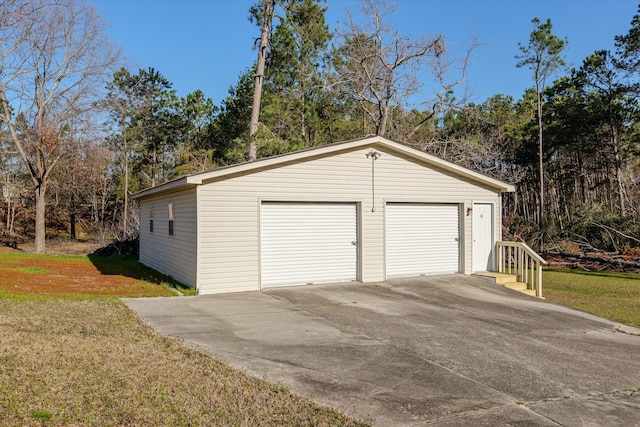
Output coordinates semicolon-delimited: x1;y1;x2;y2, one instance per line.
496;241;547;298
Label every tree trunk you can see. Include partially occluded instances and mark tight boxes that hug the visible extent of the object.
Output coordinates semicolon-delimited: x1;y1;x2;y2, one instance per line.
123;121;128;234
70;213;76;240
151;140;157;188
377;83;392;136
537;89;545;250
8;199;15;235
5;193;11;234
34;181;46;253
378;101;389;136
300;77;306;143
611;123;626;214
577;150;586;204
614;145;626;214
249;0;273;161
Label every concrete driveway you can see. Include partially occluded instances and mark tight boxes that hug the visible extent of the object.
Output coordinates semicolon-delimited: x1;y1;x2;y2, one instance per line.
123;276;640;426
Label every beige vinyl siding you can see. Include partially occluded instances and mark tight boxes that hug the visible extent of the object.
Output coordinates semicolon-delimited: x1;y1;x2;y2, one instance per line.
139;188;197;288
197;147;501;294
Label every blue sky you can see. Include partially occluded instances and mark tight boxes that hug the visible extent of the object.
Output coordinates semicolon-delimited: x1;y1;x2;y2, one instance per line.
97;0;639;107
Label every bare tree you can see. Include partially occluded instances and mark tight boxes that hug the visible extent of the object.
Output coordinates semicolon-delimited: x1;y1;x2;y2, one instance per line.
332;0;477;139
0;0;119;252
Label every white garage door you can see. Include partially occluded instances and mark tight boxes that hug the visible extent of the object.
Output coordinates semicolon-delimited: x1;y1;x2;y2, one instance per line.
386;203;460;278
261;202;358;288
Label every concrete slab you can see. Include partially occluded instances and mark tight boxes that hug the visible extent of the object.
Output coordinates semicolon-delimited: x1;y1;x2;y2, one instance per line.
123;275;640;426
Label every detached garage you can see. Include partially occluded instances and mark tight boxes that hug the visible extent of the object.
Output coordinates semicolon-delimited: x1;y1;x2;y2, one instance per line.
133;136;515;295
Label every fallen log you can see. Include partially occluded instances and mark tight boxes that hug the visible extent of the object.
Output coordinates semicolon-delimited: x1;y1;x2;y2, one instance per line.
0;235;24;249
545;251;640;272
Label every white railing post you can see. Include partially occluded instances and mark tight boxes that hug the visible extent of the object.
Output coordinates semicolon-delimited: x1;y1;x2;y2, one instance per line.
530;259;534;290
509;246;515;274
537;261;543;298
518;247;524;283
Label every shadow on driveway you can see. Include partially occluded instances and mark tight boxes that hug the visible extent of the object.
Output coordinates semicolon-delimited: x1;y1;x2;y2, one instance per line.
123;275;640;426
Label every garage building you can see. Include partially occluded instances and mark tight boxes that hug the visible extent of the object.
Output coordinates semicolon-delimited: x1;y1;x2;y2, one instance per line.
133;136;515;295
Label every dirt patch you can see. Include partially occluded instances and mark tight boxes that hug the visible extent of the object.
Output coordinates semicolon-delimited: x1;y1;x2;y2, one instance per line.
0;254;175;298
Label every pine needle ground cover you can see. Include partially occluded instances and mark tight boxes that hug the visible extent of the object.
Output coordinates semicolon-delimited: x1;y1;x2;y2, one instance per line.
543;269;640;328
0;253;367;426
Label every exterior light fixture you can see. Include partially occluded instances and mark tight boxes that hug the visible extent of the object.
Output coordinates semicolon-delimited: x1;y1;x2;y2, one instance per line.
366;150;381;161
366;150;381;212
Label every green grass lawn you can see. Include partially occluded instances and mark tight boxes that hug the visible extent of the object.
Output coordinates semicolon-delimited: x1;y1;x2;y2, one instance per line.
0;253;368;426
543;269;640;328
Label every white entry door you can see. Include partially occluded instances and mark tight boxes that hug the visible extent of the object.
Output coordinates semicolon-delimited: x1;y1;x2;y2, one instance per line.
473;203;494;272
386;203;460;278
260;202;358;288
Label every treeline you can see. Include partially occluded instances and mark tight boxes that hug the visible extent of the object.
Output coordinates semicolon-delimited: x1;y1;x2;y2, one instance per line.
1;0;639;254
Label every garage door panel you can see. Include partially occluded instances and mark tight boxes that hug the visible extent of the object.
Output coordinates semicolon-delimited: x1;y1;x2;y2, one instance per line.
386;203;460;277
261;203;357;288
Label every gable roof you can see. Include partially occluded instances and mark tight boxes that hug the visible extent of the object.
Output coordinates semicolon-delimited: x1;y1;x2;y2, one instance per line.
132;136;515;199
